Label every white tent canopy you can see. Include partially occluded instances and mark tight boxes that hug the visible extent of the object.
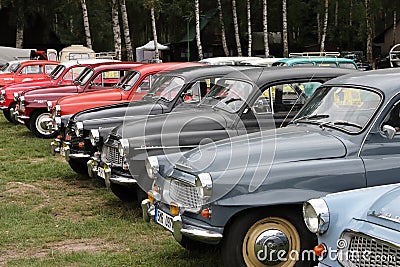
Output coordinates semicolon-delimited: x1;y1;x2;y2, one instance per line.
0;46;35;64
135;41;169;62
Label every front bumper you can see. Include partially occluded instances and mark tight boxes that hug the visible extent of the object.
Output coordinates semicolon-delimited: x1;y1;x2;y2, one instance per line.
141;200;223;244
50;138;91;162
87;158;137;187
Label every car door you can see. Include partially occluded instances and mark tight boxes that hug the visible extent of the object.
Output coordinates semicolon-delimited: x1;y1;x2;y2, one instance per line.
84;70;126;92
360;98;400;187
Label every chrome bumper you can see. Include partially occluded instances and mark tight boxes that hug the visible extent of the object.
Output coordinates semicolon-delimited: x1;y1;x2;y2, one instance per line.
88;159;136;187
0;106;7;110
50;138;62;156
141;200;223;243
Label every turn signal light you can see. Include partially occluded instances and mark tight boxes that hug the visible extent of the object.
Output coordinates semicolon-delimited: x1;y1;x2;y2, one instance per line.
170;202;179;216
148;191;155;204
152;185;159;193
65;134;71;141
201;208;212;219
78;142;85;148
314;243;327;258
57;135;62;140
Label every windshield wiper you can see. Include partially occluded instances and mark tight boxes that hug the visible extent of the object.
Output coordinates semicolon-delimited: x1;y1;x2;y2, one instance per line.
292;114;330;124
322;120;363;129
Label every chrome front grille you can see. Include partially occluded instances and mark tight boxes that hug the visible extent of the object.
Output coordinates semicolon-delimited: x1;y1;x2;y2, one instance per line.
104;145;123;166
339;231;400;267
169;179;203;210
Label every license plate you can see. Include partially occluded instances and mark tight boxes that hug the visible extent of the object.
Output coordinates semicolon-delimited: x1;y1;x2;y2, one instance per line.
97;167;106;179
155;208;174;232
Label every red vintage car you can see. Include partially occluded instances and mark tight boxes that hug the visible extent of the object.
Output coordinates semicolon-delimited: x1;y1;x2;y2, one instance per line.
0;59;116;123
15;62;141;138
50;62;201;130
0;60;59;87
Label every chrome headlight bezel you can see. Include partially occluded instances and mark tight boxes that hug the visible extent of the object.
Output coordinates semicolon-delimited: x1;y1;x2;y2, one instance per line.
55;104;61;116
47;101;53;112
89;129;100;147
0;89;5;101
145;156;159;179
74;121;84;137
13;92;18;101
303;198;330;234
118;138;129;157
196;173;213;199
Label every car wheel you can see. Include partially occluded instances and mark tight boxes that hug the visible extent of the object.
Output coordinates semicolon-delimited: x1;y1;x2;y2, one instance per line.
8;102;19;124
29;109;57;139
2;109;12;122
68;158;89;176
178;236;219;253
110;183;136;202
221;208;316;267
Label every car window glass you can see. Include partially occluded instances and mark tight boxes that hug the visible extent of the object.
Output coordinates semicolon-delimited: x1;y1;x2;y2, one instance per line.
20;65;42;74
89;70;122;88
137;74;159;92
382;103;400;134
269;83;305;113
45;65;57;74
292;63;314;67
150;76;185;101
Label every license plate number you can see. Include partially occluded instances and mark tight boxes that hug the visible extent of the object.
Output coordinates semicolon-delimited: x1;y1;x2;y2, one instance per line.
155;208;174;232
97;167;106;179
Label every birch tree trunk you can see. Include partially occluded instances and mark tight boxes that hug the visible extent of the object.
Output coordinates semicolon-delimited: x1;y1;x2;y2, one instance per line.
365;0;372;62
263;0;270;57
195;0;203;60
217;0;229;56
120;0;133;60
282;0;288;57
15;3;24;48
320;0;329;52
151;7;159;61
317;12;321;43
80;0;92;49
112;0;122;60
232;0;242;56
247;0;252;56
335;0;338;27
394;10;397;45
349;0;353;26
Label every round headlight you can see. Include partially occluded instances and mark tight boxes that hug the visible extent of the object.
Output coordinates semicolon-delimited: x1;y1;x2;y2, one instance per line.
74;121;84;137
303;198;330;234
145;156;159;179
118;138;129;156
47;101;53;111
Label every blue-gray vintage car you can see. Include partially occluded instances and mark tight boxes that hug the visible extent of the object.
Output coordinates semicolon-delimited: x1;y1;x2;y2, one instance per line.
303;183;400;267
142;68;400;267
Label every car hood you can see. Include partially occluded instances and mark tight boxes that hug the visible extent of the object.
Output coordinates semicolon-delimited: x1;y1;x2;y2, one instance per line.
77;101;165;130
174;125;347;175
117;107;230;147
23;84;78;101
364;185;400;229
58;88;123;105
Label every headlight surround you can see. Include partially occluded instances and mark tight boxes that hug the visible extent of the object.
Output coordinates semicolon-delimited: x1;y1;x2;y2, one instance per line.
89;129;100;146
55;104;61;116
19;96;25;112
13;92;18;101
118;138;129;157
0;90;5;101
303;198;330;234
197;173;213;199
145;156;159;179
47;101;53;112
74;121;84;137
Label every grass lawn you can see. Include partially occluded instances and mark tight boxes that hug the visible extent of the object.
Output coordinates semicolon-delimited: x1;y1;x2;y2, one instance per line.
0;116;222;266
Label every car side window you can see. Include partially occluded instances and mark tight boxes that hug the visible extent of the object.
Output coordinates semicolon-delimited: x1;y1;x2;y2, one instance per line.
382;103;400;134
270;83;305;114
20;65;42;75
45;65;57;74
137;74;159;92
90;70;121;88
252;88;272;114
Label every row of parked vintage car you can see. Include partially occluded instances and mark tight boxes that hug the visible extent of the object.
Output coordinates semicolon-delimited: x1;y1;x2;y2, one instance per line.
0;55;399;267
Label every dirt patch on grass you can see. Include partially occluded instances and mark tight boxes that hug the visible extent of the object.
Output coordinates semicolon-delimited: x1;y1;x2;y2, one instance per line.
0;238;118;265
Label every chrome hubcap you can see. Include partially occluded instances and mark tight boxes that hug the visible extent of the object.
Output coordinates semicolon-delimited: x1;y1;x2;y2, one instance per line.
36;112;52;135
254;230;289;265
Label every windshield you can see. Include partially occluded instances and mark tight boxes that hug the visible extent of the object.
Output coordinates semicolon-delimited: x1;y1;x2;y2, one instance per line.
10;63;20;73
145;75;185;102
116;71;140;91
293;86;381;133
200;78;253;113
0;63;9;72
50;65;66;80
75;67;94;85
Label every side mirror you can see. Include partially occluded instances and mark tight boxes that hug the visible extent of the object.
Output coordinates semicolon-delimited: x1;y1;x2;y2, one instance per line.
383;125;396;139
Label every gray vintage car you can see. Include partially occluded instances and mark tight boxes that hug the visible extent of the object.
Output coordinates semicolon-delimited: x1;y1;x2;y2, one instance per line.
92;67;355;203
303;183;400;267
142;68;400;267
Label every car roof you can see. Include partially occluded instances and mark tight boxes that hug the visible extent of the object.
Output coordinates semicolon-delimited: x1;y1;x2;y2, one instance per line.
19;60;59;65
83;61;142;70
221;66;358;87
129;62;203;73
158;65;260;81
60;59;120;68
324;68;400;94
